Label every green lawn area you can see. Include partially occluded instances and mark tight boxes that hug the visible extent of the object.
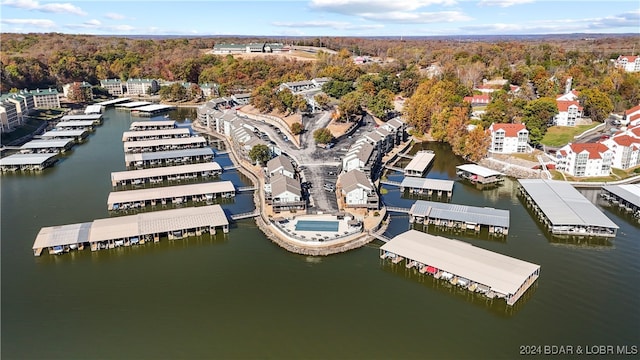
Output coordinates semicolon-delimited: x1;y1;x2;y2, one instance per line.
541;123;601;147
1;117;46;145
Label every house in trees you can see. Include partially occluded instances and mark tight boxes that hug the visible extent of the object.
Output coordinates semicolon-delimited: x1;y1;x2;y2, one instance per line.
555;142;613;177
600;124;640;170
463;94;491;106
614;55;640;73
488;123;530;154
554;100;583;127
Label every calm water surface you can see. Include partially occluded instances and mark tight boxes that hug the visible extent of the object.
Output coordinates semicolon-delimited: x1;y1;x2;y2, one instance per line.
2;109;638;359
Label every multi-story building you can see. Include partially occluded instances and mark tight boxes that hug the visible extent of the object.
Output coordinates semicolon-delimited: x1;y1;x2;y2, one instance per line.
555;142;613;177
100;79;125;96
0;99;19;133
29;88;60;108
623;104;640;126
266;155;296;179
614;55;640;73
554;100;582;126
200;83;219;98
338;169;379;209
600;124;640;170
488;123;530;154
126;79;159;96
266;173;305;212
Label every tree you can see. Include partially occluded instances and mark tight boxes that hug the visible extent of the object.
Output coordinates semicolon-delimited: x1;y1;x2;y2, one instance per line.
249;144;271;165
313;128;333;144
368;88;394;119
464;125;490;162
580;88;613;123
522;97;558;145
322;80;353;99
338;91;362;121
313;93;330;110
290;122;303;135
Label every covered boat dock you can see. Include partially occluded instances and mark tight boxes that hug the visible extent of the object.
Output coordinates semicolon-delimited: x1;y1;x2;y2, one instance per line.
518;179;618;238
456;164;504;185
111;162;222;186
409;200;509;235
380;230;540;306
601;184;640;218
20;139;74;154
123;136;207;153
401;177;454;199
96;98;131;107
404;150;435;177
107;181;236;210
129;120;176;131
124;148;214;168
55;120;99;131
0;153;58;172
84;104;102;114
59;114;103;124
32;205;229;256
131;104;175;117
116;101;152;110
40;129;88;143
121;128;189;142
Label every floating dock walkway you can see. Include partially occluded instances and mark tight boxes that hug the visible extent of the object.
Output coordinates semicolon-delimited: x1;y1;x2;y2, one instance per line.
518;179;618;238
32;205;230;256
111;162;222;187
380;229;540;306
409;200;509;235
107;181;236;210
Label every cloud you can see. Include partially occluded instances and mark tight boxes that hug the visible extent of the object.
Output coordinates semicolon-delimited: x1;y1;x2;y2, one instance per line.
105;12;126;20
477;0;534;7
65;21;135;33
361;11;471;23
310;0;457;15
460;10;640;34
1;18;56;28
1;0;87;16
272;20;384;30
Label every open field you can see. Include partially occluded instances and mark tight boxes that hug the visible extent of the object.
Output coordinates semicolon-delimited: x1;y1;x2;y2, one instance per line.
541;123;600;147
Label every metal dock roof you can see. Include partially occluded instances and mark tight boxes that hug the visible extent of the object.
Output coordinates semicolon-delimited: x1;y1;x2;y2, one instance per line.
122;128;191;142
603;184;640;208
381;230;540;296
401;177;454;191
404;151;435;173
0;153;57;165
55;120;96;128
60;114;103;121
518;179;618;229
129;120;176;130
20;139;73;149
84;104;102;114
124;148;214;163
111;162;222;183
117;101;152;108
41;130;87;138
107;181;235;206
409;200;510;228
96;98;131;106
123;136;206;151
32;205;228;249
456;164;503;178
132;104;175;112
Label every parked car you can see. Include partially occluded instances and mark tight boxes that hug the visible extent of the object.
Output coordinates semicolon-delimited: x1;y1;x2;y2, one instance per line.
323;183;335;191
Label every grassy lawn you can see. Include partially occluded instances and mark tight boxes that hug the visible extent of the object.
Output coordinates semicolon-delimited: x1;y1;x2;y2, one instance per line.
541;123;601;147
1;117;46;145
550;170;565;180
512;151;541;162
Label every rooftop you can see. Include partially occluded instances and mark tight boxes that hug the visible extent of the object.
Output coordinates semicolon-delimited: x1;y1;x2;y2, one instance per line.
405;151;435;173
340;169;373;193
122;128;190;141
129;120;176;130
401;177;454;192
40;129;87;138
111;162;222;183
117;101;152;108
20;139;73;149
132;104;175;112
60;114;102;121
456;164;503;178
123;136;207;151
267;155;295;175
124;148;214;163
603;184;640;208
410;200;510;228
0;153;57;165
107;181;235;206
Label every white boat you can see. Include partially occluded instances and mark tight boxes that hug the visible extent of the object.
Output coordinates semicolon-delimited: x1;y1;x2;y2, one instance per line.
114;240;125;247
52;246;64;255
69;244;78;250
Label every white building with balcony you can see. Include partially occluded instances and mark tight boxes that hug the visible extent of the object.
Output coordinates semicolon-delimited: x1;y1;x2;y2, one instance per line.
488;123;530;154
556;142;613;177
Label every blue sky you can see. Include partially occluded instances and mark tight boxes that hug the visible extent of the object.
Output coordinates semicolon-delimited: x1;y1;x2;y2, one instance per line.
1;0;639;36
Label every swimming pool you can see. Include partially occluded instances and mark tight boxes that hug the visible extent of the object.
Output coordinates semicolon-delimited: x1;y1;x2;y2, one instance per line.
295;220;339;232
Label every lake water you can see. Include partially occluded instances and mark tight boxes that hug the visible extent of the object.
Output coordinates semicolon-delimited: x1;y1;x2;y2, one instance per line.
1;109;638;359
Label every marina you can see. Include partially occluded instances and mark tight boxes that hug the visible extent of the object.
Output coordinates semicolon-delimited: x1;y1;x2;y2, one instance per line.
107;181;236;210
129;120;177;131
130;104;175;117
110;162;223;186
39;129;89;142
409;200;510;235
518;179;619;237
19;139;74;154
121;128;189;141
124;148;215;168
456;164;505;185
380;230;540;306
601;184;640;218
0;153;58;172
400;176;454;198
32;205;230;256
123;136;208;153
404;150;435;177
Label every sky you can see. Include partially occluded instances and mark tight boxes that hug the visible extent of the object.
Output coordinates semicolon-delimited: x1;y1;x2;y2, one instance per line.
0;0;639;37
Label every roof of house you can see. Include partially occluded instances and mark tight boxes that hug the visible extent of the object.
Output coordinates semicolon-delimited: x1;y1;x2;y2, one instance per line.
463;94;491;103
556;90;580;101
611;135;636;147
29;88;59;96
267;155;295;175
625;104;640;116
340;169;373;193
490;123;527;137
568;142;610;160
556;100;582;112
270;173;301;197
617;55;638;62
